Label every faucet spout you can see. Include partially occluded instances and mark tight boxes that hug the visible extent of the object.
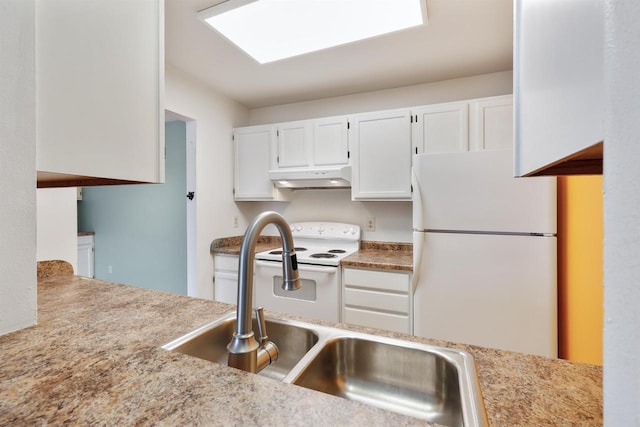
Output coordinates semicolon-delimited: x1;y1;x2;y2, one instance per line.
227;211;301;373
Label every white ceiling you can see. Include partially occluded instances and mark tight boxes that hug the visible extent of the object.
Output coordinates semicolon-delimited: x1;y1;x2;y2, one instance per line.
165;0;513;109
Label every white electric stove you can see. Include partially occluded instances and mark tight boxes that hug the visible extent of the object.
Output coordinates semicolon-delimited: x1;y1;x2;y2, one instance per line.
254;222;361;322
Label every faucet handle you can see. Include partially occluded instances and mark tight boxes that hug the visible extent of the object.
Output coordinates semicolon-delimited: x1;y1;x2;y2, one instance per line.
255;307;268;345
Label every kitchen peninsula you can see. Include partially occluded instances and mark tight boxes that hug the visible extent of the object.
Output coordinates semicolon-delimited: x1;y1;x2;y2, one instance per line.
0;266;601;425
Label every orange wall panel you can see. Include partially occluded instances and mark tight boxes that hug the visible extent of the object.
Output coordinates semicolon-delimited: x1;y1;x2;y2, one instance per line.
557;175;603;365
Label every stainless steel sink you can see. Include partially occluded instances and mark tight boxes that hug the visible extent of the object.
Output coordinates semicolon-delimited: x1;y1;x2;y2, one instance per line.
163;313;487;426
162;313;319;381
291;337;477;426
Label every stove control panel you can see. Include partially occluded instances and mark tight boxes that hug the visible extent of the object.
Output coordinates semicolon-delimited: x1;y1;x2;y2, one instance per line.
289;222;361;241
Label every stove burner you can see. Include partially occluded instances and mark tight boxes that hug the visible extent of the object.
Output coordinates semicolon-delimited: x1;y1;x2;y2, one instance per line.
327;249;346;254
310;253;338;259
268;247;307;255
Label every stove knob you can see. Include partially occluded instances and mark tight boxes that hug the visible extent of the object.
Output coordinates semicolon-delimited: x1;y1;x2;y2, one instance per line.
318;225;325;234
342;227;349;234
290;225;295;232
296;225;303;232
351;227;358;234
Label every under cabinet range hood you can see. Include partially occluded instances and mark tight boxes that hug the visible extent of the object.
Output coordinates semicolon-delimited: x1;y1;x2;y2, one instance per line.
269;166;351;189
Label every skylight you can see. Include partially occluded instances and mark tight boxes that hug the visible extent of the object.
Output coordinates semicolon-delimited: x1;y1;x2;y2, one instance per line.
198;0;427;64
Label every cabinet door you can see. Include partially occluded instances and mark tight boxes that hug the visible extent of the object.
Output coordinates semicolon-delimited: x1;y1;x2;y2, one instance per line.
412;102;468;155
234;125;278;200
469;95;514;151
276;120;312;168
36;0;164;184
514;0;604;176
214;255;239;305
351;110;412;200
77;235;94;278
313;116;349;167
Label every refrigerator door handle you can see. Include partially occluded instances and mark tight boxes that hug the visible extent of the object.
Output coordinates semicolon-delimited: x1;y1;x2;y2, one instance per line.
411;166;424;294
411;231;425;294
411;166;424;230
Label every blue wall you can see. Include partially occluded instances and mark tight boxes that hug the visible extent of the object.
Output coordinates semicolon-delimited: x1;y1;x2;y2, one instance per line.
78;121;187;295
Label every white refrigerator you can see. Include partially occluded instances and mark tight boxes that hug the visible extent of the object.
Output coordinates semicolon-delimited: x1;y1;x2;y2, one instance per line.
412;149;557;357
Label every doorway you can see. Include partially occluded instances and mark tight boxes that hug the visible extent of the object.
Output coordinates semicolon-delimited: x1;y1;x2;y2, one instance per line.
76;112;197;296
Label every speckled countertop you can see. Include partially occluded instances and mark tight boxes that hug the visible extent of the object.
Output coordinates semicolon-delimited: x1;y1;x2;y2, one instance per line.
211;237;413;271
0;271;602;425
342;241;413;271
210;235;281;256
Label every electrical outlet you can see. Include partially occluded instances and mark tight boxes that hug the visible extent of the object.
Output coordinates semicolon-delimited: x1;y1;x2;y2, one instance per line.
232;215;239;228
108;265;113;274
366;217;375;232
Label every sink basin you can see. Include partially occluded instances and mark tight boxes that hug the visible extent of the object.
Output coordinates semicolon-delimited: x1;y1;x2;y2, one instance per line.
291;337;471;426
162;313;319;381
163;314;487;426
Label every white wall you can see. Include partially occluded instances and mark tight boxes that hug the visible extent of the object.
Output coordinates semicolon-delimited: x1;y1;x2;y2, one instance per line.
240;190;412;243
603;1;640;423
250;70;513;124
0;0;37;336
243;71;513;242
165;65;250;300
36;188;78;272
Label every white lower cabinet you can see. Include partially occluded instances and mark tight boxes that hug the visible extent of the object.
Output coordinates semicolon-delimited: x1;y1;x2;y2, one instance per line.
77;234;94;278
214;254;239;305
342;267;412;334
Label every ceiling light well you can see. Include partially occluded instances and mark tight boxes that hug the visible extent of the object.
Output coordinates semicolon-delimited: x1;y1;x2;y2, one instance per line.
197;0;428;64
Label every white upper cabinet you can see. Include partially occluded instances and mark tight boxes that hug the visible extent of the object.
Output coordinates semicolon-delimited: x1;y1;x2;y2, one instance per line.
276;120;313;169
469;95;514;151
514;0;604;176
272;117;349;170
233;96;514;201
234;125;285;201
36;0;164;186
313;116;350;167
350;109;412;201
412;101;469;155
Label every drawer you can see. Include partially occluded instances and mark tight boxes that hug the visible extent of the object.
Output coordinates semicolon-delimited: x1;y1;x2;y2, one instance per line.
344;287;409;314
343;268;410;293
343;306;410;334
77;234;94;245
214;254;239;272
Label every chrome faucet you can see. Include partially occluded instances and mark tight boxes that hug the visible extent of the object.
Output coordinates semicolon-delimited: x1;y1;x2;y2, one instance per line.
227;211;301;373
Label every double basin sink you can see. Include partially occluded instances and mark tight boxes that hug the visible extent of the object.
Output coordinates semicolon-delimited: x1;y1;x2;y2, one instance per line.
162;312;488;426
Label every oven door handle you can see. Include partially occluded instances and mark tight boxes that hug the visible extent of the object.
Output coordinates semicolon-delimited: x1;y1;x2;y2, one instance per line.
255;260;337;274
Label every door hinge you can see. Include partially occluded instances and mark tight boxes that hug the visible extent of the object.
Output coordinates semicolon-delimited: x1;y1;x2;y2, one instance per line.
347;121;350;129
411;184;414;193
277;155;280;164
232;134;235;141
410;115;413;123
415;115;418;123
186;191;195;200
347;151;350;159
277;130;279;137
415;147;418;154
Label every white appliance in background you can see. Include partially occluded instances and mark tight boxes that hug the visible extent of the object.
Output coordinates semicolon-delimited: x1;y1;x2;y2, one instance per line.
412;149;557;357
254;222;361;323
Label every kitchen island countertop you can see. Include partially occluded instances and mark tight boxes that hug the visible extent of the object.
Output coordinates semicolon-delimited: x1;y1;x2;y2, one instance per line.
0;271;601;426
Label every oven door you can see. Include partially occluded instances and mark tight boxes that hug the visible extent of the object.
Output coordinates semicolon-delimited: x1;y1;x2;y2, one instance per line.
254;260;340;323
